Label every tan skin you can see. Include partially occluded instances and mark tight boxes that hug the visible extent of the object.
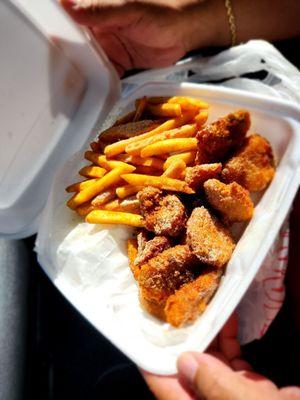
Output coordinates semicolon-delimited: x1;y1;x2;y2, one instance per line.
144;314;300;400
60;0;300;76
60;1;300;397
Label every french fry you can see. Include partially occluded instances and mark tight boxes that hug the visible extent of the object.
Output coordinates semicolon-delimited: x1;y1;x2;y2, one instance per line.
116;185;144;199
121;174;194;194
133;96;147;122
115;154;164;170
169;96;209;110
91;188;116;207
125;124;197;156
67;165;135;209
104;111;196;158
145;103;182;118
84;152;133;170
141;138;198;158
79;165;107;179
102;197;140;214
163;151;197;170
146;96;209;109
86;210;144;227
194;110;208;126
76;202;98;216
127;238;139;279
162;159;186;179
65;178;98;193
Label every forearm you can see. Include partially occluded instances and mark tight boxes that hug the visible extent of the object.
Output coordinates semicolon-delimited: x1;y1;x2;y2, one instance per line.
185;0;300;51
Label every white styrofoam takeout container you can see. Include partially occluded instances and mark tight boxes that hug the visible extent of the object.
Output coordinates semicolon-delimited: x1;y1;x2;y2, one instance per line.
1;0;300;375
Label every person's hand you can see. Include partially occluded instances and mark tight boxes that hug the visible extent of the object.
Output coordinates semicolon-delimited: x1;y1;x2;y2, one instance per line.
143;314;300;399
60;0;226;76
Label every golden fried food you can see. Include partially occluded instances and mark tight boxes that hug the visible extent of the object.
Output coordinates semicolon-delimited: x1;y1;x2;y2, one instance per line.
222;134;275;191
165;267;223;327
134;233;172;267
204;179;254;223
137;187;187;237
185;163;222;191
122;174;194;194
163;151;196;170
127;238;139;279
186;207;235;268
196;110;250;163
67;165;135;209
139;290;166;321
65;98;277;328
91;189;116;207
138;245;199;307
79;166;106;179
86;210;144;227
162;159;186;179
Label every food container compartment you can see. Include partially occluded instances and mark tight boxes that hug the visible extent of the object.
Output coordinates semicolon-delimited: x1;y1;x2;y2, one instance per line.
36;82;300;375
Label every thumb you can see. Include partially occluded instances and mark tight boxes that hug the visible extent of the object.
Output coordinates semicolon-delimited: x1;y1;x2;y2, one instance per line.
177;353;249;400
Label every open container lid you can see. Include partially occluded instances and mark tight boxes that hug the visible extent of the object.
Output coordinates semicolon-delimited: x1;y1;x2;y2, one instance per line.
0;0;120;238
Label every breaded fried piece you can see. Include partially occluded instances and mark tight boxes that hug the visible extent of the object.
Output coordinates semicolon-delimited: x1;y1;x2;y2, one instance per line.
137;187;187;237
185;163;222;191
139;291;166;321
204;179;254;223
138;245;199;307
186;207;235;268
127;238;139;279
165;267;223;327
97;120;160;144
134;233;172;267
196;110;250;163
222;134;275;191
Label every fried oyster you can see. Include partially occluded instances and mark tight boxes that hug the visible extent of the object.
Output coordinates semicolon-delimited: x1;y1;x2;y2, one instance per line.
165;267;223;327
222;134;275;191
137;187;187;237
204;179;254;223
138;245;199;310
196;110;250;164
185;163;222;192
186;207;235;268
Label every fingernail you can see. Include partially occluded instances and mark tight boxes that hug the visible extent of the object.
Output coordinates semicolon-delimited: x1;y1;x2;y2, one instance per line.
177;353;199;385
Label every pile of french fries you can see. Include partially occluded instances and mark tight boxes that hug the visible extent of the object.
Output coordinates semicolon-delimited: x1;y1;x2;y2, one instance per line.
66;96;209;226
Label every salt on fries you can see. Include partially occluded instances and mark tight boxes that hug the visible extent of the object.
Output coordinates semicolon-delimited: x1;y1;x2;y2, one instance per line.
66;95;208;226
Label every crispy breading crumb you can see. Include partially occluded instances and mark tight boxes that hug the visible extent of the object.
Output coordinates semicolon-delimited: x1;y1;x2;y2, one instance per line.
222;134;275;191
186;207;235;268
185;163;222;191
165;267;223;327
138;245;199;307
196;110;250;163
137;187;187;237
204;179;254;223
135;234;172;266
